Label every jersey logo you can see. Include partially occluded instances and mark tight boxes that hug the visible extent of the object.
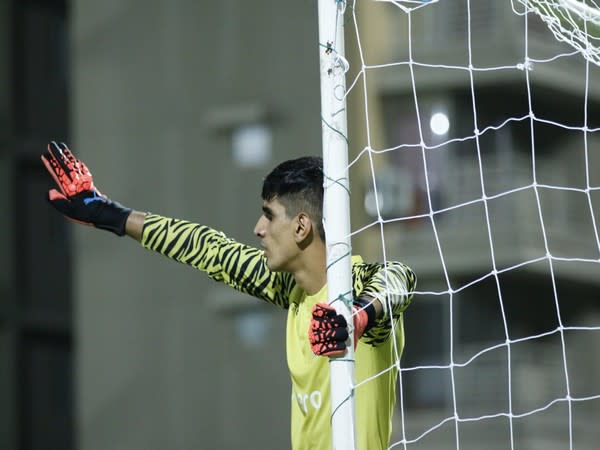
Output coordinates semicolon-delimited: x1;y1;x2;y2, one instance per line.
294;390;322;414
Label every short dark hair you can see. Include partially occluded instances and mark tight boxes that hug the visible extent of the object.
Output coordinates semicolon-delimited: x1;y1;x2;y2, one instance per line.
262;156;325;241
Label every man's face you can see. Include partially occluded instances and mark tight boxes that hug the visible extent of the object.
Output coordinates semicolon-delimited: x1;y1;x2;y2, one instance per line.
253;197;299;272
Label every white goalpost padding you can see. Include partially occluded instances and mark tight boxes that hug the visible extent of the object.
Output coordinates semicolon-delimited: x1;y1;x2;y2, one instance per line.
318;1;356;449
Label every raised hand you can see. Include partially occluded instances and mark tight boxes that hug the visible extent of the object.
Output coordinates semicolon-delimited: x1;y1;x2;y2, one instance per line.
41;141;132;236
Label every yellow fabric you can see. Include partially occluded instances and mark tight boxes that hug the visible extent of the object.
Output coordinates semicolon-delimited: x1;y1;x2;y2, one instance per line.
287;257;403;450
141;214;415;450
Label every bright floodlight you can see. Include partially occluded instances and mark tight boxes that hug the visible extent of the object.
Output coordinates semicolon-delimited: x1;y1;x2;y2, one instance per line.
430;112;450;135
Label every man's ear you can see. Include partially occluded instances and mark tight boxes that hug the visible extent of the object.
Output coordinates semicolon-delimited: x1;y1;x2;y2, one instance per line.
295;212;314;244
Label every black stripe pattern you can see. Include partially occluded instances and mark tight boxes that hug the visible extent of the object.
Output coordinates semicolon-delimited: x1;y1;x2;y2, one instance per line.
142;214;416;345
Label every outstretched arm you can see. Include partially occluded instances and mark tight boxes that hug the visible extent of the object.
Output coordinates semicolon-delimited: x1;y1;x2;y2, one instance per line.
140;213;294;308
41;142;294;309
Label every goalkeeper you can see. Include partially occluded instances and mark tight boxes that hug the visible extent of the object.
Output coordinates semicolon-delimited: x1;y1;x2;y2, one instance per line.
41;141;416;450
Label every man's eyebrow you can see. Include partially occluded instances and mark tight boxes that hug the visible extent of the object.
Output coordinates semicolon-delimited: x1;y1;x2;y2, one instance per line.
262;205;273;215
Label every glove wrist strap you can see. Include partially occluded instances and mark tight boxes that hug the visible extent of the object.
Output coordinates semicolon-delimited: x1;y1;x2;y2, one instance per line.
95;205;132;236
92;196;132;236
353;297;377;332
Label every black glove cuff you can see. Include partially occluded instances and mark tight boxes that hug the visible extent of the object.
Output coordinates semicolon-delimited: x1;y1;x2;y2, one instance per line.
48;190;133;236
94;199;132;236
354;297;377;332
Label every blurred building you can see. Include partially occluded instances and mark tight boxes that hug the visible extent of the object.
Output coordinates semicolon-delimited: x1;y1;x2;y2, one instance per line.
1;0;321;449
1;0;73;449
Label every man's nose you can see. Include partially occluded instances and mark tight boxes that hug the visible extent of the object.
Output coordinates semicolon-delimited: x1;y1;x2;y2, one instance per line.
254;216;266;237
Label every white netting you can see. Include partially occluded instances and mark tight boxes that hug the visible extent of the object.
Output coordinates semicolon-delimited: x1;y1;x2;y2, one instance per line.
513;0;600;66
344;0;600;448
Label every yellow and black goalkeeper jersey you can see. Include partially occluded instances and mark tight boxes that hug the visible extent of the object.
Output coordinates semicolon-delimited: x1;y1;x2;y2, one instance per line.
141;213;417;450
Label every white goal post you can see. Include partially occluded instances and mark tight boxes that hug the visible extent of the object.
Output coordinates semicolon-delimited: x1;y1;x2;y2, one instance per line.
318;0;356;449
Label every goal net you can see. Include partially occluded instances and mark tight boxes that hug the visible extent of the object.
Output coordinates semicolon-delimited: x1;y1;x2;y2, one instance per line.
336;0;600;448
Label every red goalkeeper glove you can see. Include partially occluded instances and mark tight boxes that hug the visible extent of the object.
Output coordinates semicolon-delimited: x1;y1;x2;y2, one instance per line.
41;141;132;236
308;298;377;357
